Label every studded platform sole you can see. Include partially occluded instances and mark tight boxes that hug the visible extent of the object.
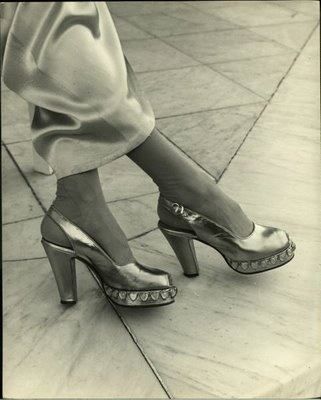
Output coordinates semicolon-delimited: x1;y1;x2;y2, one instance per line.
42;207;177;308
158;197;296;276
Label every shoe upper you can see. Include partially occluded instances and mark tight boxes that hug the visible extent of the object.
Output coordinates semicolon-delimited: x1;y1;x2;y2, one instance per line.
45;206;173;290
159;196;291;262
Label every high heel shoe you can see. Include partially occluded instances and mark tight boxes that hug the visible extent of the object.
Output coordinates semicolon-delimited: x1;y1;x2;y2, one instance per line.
158;196;296;276
42;206;177;307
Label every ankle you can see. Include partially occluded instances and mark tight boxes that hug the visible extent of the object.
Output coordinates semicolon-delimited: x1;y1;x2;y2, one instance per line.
160;177;215;210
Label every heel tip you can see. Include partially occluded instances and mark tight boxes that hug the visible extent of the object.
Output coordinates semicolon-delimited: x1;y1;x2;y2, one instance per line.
184;273;199;278
61;300;77;305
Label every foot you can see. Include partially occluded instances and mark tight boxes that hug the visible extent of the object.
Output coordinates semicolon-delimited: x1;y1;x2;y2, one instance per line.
41;170;134;265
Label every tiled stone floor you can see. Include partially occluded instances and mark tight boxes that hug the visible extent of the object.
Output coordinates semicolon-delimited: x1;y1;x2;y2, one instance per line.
2;1;320;398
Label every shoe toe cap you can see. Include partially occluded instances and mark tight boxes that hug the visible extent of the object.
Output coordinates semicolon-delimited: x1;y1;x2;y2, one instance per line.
262;225;291;253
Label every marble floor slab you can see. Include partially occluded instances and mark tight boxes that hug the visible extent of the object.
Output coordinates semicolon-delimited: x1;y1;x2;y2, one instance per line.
3;217;45;261
98;156;157;203
112;15;152;40
122;38;199;73
2;146;43;224
1;89;30;144
108;192;159;239
7;142;56;209
249;20;318;51
157;102;265;179
3;259;167;398
210;53;297;100
126;8;239;37
163;28;295;65
138;65;262;119
269;0;320;17
113;24;321;399
211;1;314;27
184;1;253;12
107;1;195;17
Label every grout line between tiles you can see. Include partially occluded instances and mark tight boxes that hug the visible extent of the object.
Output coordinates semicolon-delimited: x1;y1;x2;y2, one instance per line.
108;300;173;399
1;138;31;146
116;6;317;42
266;0;319;17
155;101;266;121
3;214;43;226
158;19;317;45
120;10;316;55
217;22;320;183
157;128;220;180
206;64;267;100
149;33;298;104
2;143;47;213
128;226;158;241
106;190;159;204
157;32;292;98
118;12;304;103
244;22;318;54
205;51;297;66
3;256;47;263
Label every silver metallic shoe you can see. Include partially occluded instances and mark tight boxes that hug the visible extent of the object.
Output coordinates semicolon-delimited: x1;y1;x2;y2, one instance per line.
158;196;296;276
42;206;177;307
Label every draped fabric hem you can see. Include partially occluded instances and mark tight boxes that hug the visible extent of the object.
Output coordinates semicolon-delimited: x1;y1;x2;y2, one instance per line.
46;121;155;179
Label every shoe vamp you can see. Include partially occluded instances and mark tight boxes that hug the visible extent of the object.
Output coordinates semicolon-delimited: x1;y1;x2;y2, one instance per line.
194;222;289;261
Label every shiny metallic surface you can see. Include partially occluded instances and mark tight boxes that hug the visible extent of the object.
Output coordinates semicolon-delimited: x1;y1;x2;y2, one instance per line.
159;196;296;274
42;206;177;307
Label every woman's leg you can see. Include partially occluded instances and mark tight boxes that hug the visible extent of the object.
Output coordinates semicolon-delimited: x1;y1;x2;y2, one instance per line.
41;169;134;265
128;128;253;237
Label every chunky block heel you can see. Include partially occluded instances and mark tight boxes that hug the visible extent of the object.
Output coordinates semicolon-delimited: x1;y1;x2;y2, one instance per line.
159;223;199;277
42;239;77;304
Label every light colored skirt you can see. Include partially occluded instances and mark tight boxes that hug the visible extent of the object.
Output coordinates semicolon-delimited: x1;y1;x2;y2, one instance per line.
1;2;155;178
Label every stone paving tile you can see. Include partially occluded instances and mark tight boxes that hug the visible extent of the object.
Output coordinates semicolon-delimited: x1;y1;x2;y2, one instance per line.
183;0;248;12
98;156;157;202
163;28;294;64
157;103;265;179
1;89;30;144
3;217;44;261
211;1;314;27
138;65;262;119
122;38;199;73
127;8;239;37
269;0;320;17
3;258;167;398
7;142;56;210
2;146;43;224
109;193;159;240
249;20;318;51
210;53;297;100
107;1;194;17
112;15;152;40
